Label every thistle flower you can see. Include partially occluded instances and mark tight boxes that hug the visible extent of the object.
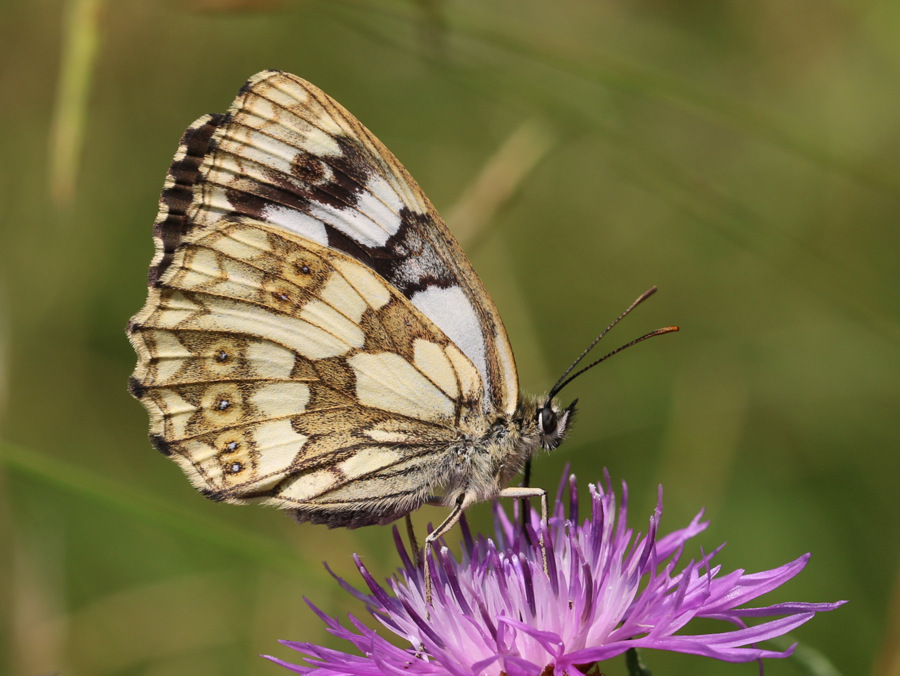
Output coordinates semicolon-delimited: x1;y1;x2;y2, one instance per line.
269;472;844;675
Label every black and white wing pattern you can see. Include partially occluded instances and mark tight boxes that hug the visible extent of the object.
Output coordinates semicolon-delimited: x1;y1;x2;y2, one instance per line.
128;71;580;531
149;70;518;417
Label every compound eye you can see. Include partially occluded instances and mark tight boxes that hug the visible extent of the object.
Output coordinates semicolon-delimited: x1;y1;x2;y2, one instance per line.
539;406;558;435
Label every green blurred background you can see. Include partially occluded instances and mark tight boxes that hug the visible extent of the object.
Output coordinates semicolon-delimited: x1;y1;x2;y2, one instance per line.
1;0;897;674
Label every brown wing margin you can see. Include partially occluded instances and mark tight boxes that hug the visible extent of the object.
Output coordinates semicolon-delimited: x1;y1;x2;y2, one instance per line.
150;114;225;285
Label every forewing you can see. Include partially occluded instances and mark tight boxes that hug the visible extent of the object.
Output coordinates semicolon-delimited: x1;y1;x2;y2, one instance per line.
129;219;484;527
150;70;518;415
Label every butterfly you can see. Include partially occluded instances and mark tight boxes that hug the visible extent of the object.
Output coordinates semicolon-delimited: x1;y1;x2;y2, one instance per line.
128;71;676;596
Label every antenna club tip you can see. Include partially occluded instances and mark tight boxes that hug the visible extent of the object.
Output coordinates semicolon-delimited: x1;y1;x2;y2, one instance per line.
639;286;659;301
647;325;680;338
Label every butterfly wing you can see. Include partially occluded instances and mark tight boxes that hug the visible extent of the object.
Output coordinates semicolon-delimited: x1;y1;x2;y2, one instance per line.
150;70;518;417
129;218;486;527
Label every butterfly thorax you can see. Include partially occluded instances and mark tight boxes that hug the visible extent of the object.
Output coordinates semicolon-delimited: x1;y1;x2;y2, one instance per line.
440;395;575;510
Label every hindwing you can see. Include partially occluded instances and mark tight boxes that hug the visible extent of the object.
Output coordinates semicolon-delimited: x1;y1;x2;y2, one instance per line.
129;219;486;526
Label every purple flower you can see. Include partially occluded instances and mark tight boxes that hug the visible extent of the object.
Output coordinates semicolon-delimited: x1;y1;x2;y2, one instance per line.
268;472;844;675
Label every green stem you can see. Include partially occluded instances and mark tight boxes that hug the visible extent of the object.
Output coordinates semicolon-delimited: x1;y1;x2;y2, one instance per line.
625;647;652;676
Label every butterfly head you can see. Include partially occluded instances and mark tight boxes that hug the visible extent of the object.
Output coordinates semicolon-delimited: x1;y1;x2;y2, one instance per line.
532;290;679;455
537;398;577;451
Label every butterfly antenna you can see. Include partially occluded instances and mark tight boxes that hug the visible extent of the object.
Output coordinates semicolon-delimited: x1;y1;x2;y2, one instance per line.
548;287;678;400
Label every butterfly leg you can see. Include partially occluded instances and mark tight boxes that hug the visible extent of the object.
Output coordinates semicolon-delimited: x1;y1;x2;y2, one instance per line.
498;486;549;575
520;458;533;532
405;513;423;569
423;494;466;606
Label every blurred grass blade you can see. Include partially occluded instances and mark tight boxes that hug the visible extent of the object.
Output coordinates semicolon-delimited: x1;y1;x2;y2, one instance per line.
326;0;900;196
10;512;67;676
0;439;320;580
0;283;7;426
770;637;845;676
874;568;900;676
455;19;900;196
600;127;900;341
49;0;105;209
447;117;556;251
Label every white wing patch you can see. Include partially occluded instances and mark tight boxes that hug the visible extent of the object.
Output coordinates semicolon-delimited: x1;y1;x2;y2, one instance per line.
245;83;346;156
147;389;193;438
444;344;481;402
247;419;308;479
338;447;404;481
149;330;193;382
298;299;366;349
258;174;404;250
249;382;311;419
308;175;405;248
262;204;329;246
317;272;368;324
246;341;296;379
151;294;358;360
227;124;300;179
280;469;339;502
413;339;458;399
348;352;455;422
210;224;271;262
332;258;391;311
411;285;488;398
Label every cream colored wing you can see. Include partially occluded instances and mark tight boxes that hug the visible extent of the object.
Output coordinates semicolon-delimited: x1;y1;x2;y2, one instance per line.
129;219;484;527
150;70;518;416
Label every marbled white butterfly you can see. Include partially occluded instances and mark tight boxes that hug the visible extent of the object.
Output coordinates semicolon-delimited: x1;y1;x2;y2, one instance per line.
127;71;676;597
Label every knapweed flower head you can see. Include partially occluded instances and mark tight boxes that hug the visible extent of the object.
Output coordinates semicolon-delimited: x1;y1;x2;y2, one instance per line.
270;472;844;675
